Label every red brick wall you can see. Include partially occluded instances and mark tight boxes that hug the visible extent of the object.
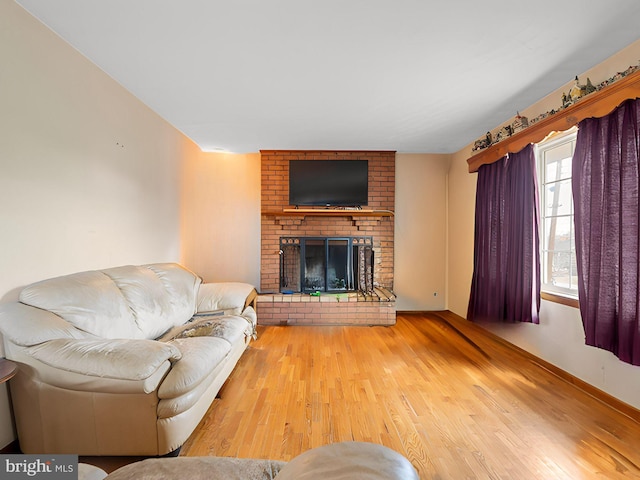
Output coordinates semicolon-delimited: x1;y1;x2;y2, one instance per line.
260;150;395;293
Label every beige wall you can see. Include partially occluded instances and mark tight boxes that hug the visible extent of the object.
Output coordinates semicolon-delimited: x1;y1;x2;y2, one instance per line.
0;1;197;447
446;39;640;410
180;152;261;286
445;148;477;317
394;154;449;310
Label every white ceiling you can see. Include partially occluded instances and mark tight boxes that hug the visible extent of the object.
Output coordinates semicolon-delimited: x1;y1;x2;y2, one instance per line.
16;0;640;154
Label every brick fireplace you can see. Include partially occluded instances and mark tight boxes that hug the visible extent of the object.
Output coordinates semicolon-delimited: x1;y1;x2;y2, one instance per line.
258;150;396;325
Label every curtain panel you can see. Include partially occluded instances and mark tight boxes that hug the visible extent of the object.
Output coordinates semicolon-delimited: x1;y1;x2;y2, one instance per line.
572;98;640;365
468;144;541;324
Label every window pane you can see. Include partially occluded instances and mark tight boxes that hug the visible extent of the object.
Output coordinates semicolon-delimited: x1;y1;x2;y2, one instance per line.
542;251;552;285
544;143;573;181
537;129;578;297
544;216;572;252
569;252;578;290
544;179;573;217
548;251;574;289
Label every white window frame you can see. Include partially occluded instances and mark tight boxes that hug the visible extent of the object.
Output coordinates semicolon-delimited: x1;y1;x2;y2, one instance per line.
535;127;579;299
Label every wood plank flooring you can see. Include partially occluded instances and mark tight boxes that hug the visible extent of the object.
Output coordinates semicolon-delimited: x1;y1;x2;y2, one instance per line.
180;311;640;479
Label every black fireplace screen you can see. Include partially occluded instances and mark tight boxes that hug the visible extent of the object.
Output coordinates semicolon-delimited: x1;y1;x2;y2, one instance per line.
280;236;374;293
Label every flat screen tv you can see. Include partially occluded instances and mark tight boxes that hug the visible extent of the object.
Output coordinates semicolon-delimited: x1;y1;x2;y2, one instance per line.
288;160;368;207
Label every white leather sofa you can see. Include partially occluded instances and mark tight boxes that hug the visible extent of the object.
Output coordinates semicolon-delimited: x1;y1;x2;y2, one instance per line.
0;263;258;456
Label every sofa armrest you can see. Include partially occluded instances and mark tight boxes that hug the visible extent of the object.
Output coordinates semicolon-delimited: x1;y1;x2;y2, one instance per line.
196;282;257;315
25;338;182;381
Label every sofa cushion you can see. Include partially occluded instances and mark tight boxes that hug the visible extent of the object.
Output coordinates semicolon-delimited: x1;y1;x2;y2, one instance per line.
159;337;231;399
18;264;201;340
197;282;256;315
19;270;141;339
102;264;200;339
78;463;107;480
104;457;285;480
26;338;182;381
174;315;251;345
0;302;93;347
145;263;202;300
274;442;419;480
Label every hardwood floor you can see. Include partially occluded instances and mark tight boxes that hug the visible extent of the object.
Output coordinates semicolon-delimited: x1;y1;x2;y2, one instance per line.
180;311;640;479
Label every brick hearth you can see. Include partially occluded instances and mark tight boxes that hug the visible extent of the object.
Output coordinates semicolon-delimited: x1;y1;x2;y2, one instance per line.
259;150;396;325
256;290;396;326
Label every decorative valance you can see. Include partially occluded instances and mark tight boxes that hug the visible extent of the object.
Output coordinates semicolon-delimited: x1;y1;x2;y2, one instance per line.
467;68;640;173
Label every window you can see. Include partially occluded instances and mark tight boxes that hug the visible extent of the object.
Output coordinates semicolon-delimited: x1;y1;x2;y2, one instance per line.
536;128;578;299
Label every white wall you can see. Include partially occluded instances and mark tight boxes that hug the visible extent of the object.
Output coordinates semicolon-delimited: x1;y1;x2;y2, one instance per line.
394;154;449;310
0;1;197;448
447;39;640;410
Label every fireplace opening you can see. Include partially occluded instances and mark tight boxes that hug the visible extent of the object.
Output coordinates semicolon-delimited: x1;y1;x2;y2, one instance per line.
280;236;374;293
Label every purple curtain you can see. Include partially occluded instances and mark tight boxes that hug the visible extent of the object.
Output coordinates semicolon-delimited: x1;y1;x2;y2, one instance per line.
468;144;541;324
572;98;640;365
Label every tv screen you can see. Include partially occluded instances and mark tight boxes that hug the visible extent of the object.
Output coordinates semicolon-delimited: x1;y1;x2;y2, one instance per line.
289;160;368;206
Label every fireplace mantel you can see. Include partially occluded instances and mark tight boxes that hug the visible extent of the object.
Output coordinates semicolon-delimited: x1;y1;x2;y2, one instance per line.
262;209;394;218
